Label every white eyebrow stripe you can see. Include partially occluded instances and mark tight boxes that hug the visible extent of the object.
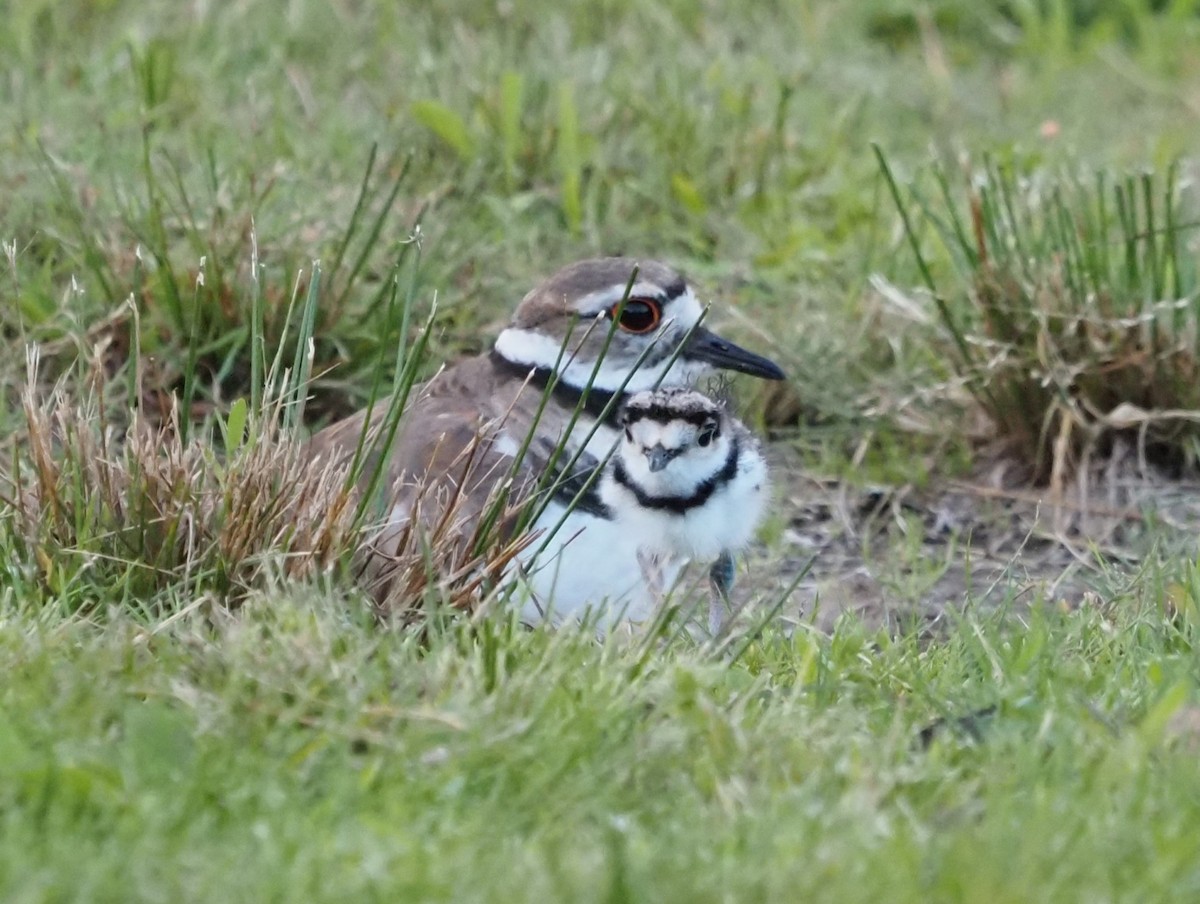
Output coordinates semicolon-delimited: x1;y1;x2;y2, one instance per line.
572;281;681;313
491;286;709;392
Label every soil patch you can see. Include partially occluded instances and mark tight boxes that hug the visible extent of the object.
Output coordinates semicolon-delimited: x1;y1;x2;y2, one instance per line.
742;441;1200;634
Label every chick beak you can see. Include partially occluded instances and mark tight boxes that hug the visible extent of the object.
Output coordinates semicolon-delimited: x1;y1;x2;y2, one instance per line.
646;445;673;473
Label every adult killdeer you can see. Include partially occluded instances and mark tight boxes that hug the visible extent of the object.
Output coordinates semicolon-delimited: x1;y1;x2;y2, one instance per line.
305;257;784;609
513;387;768;631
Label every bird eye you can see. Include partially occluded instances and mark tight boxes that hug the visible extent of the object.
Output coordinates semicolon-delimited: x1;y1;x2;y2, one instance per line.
609;297;662;334
697;420;719;447
624;427;633;442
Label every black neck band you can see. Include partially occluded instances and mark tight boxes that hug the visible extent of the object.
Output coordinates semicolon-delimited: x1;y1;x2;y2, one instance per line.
490;350;623;428
612;436;740;515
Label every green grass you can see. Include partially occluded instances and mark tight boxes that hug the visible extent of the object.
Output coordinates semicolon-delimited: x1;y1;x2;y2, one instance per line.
6;0;1200;900
4;588;1200;901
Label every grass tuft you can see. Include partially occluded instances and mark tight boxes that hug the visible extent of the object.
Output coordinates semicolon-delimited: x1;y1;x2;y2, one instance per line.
1;348;357;614
1;341;542;624
879;152;1200;484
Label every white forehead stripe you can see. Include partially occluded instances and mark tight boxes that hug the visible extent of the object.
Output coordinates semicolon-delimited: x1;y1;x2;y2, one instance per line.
667;288;704;327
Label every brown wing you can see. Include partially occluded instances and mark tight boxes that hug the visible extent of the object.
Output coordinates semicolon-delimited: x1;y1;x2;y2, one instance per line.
304;352;552;531
304;355;555;610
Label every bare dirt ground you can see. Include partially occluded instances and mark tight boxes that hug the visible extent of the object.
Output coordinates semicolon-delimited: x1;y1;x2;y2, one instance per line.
738;440;1200;635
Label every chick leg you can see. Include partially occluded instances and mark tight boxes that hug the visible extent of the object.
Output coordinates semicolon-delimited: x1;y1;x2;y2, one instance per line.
637;549;666;609
708;550;735;637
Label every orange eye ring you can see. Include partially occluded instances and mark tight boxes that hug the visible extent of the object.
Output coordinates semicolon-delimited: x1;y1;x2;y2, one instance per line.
609;297;662;334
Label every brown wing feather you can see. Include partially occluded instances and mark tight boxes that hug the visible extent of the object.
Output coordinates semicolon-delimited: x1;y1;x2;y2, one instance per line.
305;353;566;609
304;352;558;529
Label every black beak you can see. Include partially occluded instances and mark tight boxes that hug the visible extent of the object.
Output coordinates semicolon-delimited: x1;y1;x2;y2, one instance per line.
683;327;785;380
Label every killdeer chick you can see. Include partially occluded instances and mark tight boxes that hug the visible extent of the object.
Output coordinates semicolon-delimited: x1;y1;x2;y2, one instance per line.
511;388;768;632
306;257;784;613
606;388;768;633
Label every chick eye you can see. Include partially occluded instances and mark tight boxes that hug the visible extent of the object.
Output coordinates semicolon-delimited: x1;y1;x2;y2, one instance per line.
697;420;719;447
609;297;662;334
624;427;633;442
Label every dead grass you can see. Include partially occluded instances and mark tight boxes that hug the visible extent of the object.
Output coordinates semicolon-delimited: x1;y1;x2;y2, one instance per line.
2;347;356;611
1;344;537;621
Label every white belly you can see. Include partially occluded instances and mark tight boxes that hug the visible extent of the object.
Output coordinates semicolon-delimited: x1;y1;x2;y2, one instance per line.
509;502;678;631
614;454;768;561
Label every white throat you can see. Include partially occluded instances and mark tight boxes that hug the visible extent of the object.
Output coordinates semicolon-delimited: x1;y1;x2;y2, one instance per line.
623;440;734;497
